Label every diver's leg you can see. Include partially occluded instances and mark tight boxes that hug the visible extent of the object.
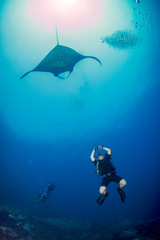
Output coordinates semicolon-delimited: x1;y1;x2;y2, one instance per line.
97;186;109;205
119;179;127;189
111;174;127;203
117;179;127;202
100;186;107;195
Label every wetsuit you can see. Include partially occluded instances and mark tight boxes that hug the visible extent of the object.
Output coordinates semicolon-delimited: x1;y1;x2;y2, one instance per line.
94;153;123;187
33;183;55;202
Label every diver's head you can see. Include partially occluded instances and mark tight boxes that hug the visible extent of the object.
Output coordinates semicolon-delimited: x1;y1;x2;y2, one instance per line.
98;154;103;160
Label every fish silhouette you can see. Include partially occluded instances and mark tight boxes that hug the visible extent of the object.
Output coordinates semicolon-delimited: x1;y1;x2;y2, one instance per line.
101;30;138;50
20;27;102;79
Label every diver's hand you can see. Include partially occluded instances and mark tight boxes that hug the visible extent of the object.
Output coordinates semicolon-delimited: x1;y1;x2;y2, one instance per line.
98;146;103;149
103;147;111;155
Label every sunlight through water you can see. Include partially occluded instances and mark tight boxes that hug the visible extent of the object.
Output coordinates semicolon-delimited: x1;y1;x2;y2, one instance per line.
28;0;105;30
0;0;155;141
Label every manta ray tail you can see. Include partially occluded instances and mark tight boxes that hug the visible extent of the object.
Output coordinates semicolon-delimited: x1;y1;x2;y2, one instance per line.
20;70;33;80
85;56;102;66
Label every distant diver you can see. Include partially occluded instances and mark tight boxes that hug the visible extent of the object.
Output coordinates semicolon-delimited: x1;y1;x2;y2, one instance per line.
20;26;101;80
90;146;127;205
33;182;55;202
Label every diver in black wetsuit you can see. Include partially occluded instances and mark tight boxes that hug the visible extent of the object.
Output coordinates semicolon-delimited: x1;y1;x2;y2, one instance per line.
33;182;55;202
90;146;127;205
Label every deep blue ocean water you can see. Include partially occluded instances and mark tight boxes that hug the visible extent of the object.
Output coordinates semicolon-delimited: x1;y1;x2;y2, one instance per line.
0;0;160;227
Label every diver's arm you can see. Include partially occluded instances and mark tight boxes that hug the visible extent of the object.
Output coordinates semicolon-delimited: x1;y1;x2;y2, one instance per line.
90;148;97;162
102;147;111;155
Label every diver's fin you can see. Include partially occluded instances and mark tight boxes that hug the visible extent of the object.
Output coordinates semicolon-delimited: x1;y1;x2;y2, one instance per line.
97;192;109;206
32;195;41;202
117;188;126;202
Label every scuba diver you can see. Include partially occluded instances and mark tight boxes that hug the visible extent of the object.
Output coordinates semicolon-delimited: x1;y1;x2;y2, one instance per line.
33;182;55;202
90;146;127;205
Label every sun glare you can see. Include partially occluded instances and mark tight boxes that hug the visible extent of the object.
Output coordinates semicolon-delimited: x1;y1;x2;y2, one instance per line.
28;0;104;30
59;0;77;6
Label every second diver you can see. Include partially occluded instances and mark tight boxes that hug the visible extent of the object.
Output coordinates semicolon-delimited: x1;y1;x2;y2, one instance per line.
33;182;55;203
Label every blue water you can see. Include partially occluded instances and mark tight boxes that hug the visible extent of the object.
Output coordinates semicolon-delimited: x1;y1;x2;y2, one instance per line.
0;0;160;226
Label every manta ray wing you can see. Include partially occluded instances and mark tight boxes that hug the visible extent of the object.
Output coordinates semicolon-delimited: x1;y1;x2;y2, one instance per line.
20;44;102;80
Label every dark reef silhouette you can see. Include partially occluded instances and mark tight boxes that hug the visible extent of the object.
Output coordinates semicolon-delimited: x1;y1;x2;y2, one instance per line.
0;206;160;240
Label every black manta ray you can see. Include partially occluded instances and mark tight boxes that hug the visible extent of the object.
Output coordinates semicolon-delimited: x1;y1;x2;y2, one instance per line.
20;28;102;79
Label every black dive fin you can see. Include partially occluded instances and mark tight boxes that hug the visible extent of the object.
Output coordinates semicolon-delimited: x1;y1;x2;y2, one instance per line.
117;188;126;202
97;192;109;206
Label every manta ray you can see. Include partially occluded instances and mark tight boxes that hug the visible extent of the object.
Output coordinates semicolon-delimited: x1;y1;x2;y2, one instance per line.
20;28;102;79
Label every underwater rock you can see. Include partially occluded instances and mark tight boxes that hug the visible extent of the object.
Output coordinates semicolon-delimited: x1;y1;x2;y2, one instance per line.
101;30;138;49
112;217;160;240
0;208;29;240
0;206;110;240
0;206;160;240
111;229;138;240
135;217;160;239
